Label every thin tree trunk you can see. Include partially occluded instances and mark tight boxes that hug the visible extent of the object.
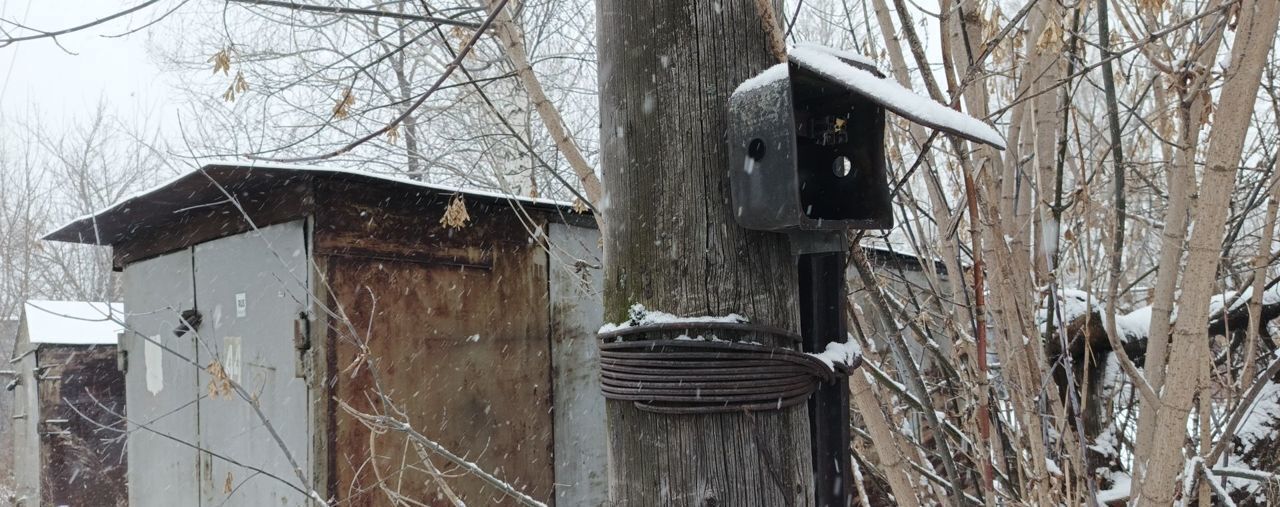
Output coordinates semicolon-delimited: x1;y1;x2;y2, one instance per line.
848;362;921;507
870;0;967;349
1136;1;1280;502
1133;0;1230;460
596;1;812;505
488;0;602;208
1242;175;1280;384
1030;1;1066;284
391;18;423;179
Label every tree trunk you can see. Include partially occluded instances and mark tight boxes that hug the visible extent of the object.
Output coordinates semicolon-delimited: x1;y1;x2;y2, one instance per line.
488;0;603;207
1135;0;1280;502
596;1;813;505
1133;0;1230;461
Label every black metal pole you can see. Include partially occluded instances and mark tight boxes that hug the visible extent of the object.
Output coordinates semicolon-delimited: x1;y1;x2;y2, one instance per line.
799;250;852;507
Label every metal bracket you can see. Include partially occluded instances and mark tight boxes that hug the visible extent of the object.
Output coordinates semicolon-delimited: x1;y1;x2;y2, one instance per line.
294;312;312;380
789;230;846;255
117;331;128;373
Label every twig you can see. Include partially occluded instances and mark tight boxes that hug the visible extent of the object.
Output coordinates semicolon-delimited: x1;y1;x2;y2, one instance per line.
0;0;162;47
339;401;546;507
224;0;482;29
246;0;510;163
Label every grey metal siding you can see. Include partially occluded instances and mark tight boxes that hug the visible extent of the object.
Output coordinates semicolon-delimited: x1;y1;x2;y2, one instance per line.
548;223;608;507
122;247;200;507
11;331;39;506
193;219;312;505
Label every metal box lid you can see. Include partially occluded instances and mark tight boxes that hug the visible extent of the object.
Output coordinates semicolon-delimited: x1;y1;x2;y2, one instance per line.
727;44;1005;233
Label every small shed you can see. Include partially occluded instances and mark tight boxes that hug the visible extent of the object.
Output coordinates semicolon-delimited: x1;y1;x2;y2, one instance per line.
8;300;128;507
44;162;607;506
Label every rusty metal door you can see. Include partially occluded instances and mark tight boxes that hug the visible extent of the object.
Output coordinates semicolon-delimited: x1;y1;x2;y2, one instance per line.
121;247;200;507
326;238;555;505
193;219;312;506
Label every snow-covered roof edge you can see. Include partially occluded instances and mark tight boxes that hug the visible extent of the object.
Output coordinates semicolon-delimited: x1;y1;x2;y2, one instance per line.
790;42;877;69
23;300;124;345
45;160;585;242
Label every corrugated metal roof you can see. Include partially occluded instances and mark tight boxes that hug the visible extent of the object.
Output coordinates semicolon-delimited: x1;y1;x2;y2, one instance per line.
43;161;582;245
23;300;123;345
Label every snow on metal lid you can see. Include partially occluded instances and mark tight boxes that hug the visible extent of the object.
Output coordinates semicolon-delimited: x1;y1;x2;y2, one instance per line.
790;42;878;71
789;45;1006;150
23;300;123;345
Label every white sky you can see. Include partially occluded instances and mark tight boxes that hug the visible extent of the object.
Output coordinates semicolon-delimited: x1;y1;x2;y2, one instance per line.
0;0;175;132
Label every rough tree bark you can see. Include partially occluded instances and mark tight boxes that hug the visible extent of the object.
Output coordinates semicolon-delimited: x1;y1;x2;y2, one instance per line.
596;1;813;505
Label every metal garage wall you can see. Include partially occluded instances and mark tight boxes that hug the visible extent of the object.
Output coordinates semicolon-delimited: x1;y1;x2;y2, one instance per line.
547;222;608;506
193;219;312;505
11;329;40;506
122;248;200;507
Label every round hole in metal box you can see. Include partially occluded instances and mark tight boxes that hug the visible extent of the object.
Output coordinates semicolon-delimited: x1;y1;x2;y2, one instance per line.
832;156;854;178
747;138;766;160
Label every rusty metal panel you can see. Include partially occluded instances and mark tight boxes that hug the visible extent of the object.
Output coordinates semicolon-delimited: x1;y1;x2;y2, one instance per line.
547;223;608;506
311;178;540;264
193;219;312;506
35;345;126;506
122;248;200;507
325;235;554;506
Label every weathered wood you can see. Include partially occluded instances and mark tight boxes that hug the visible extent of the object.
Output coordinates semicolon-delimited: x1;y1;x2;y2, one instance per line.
597;1;813;504
12;321;126;507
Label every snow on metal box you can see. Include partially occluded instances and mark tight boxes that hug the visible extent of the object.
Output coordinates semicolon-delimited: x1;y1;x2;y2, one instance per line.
727;44;1006;233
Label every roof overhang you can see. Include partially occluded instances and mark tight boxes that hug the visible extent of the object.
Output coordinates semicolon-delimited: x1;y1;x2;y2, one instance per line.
44;161;582;246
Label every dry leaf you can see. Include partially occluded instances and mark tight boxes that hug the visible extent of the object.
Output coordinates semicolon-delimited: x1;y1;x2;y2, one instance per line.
386;123;400;144
333;88;355;120
450;26;474;45
1198;89;1215;125
1035;20;1063;52
222;71;249;102
572;197;589;214
1137;0;1165;15
224;471;234;494
206;361;232;399
440;194;471;229
982;5;1003;41
209;47;232;75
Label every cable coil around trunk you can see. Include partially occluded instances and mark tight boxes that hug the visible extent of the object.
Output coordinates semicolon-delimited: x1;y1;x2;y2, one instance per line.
597;322;858;414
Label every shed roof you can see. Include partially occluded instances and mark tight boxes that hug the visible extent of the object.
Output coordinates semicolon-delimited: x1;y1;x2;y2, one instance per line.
44;161;581;246
23;300;123;345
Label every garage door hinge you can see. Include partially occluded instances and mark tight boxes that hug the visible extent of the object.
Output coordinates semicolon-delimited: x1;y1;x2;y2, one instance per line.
294;313;311;351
